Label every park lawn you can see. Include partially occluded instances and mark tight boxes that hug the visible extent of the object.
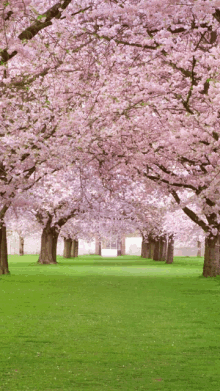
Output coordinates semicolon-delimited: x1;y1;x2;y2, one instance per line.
0;255;220;390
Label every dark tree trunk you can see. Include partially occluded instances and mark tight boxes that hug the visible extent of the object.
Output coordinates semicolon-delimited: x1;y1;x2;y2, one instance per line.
74;240;79;257
95;236;102;255
36;209;77;264
19;236;24;256
153;239;160;261
71;239;79;258
149;238;155;259
63;238;72;258
146;243;151;258
52;232;58;263
141;237;148;258
0;224;9;275
120;236;126;256
117;236;121;256
71;240;74;257
141;241;147;258
98;241;101;256
197;240;202;257
117;237;121;256
160;235;167;261
166;234;174;264
203;236;220;277
38;223;59;264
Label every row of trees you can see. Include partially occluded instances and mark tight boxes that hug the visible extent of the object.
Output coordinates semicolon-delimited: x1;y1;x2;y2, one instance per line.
4;170;203;269
0;0;219;276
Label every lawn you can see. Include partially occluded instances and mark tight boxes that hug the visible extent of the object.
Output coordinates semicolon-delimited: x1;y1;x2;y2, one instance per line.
1;255;220;390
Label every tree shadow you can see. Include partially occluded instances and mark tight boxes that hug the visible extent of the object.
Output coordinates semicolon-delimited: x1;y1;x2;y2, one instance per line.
57;260;153;267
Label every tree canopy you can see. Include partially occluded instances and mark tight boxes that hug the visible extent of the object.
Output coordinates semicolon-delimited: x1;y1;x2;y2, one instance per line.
1;0;220;276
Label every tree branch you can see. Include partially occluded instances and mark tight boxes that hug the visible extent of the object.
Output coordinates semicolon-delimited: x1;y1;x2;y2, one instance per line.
171;190;209;232
1;0;74;65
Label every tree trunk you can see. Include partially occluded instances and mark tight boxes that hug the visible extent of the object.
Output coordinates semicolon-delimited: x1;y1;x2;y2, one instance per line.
153;239;160;261
149;238;155;259
98;241;101;256
160;235;167;261
117;238;121;256
166;234;174;264
121;236;126;256
19;236;24;256
63;238;72;258
146;243;151;258
203;235;220;277
141;238;148;258
71;240;74;257
71;239;79;258
38;224;59;264
197;240;202;257
95;236;102;255
0;224;9;275
74;240;79;257
117;236;121;256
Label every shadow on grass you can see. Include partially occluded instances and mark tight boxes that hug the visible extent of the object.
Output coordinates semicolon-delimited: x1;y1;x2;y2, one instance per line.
57;256;204;268
28;260;153;267
7;255;205;272
58;261;155;267
27;257;204;268
16;336;52;344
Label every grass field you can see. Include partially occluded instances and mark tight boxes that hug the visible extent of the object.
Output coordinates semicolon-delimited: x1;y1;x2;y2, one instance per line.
1;255;220;391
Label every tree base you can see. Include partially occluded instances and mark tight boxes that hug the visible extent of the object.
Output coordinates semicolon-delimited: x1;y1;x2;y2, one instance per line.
0;267;10;275
203;236;220;277
37;258;57;265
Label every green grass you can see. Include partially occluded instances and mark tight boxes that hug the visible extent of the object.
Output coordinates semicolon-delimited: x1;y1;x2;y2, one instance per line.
1;255;220;390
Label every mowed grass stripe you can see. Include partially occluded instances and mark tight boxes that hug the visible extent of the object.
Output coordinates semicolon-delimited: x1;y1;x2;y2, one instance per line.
7;255;203;277
0;255;220;390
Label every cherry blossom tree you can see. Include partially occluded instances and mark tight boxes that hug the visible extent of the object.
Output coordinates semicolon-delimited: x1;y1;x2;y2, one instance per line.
2;0;220;277
26;167;87;264
61;217;96;258
6;205;42;255
0;0;96;272
71;0;220;276
24;162;123;264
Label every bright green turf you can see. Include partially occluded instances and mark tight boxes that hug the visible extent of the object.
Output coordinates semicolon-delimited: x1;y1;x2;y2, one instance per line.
1;255;220;390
